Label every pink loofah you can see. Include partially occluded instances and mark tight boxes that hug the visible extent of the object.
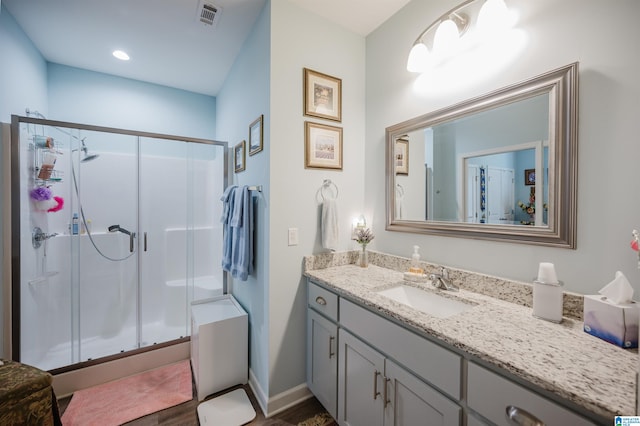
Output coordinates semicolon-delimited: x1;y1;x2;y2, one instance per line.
47;196;64;212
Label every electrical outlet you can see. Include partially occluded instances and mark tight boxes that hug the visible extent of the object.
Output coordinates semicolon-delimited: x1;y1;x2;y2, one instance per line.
288;228;299;246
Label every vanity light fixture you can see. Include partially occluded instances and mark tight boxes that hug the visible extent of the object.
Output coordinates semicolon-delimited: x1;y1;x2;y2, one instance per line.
112;50;130;61
407;0;514;73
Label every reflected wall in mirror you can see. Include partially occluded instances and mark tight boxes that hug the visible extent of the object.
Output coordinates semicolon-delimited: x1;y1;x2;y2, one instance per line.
386;63;578;248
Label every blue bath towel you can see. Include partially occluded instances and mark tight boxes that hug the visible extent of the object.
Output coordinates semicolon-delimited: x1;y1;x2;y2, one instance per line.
220;185;237;272
221;185;254;281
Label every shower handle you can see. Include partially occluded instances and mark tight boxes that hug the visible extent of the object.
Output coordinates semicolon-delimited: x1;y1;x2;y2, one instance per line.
129;232;136;253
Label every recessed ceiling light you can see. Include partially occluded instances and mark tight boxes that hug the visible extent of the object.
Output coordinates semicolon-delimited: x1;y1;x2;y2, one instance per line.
112;50;130;61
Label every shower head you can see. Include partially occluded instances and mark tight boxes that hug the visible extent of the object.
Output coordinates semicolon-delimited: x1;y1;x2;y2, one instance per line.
108;225;131;235
77;138;99;162
81;153;99;162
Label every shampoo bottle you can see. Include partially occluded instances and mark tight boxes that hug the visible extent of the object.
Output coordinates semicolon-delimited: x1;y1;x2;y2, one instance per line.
72;213;79;235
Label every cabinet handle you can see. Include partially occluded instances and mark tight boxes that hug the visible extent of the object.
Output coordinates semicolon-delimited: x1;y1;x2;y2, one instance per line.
329;336;335;358
144;232;148;252
505;405;545;426
383;377;391;408
315;296;327;306
373;371;381;400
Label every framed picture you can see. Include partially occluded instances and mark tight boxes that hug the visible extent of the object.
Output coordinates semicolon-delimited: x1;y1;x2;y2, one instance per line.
303;68;342;122
395;138;409;175
304;122;342;170
524;168;535;186
249;114;263;156
234;140;246;173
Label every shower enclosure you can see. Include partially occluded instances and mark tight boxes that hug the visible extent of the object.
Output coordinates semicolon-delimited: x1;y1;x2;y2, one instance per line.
11;115;228;372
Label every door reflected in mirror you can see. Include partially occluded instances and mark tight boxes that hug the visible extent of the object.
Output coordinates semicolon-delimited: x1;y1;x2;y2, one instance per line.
387;63;578;248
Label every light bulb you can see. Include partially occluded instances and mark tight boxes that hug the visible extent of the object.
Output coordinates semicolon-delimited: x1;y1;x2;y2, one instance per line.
433;19;460;54
477;0;510;35
407;42;430;73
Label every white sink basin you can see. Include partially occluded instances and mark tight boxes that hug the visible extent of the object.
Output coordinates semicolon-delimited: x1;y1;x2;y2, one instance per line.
377;285;474;319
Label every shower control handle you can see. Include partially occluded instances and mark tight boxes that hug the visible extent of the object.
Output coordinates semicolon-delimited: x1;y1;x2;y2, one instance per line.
129;232;136;253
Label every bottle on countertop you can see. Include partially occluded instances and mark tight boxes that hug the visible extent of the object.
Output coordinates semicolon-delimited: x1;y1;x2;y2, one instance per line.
409;245;424;274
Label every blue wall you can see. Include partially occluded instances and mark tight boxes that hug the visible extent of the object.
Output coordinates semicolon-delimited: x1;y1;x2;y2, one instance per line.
0;4;48;122
48;64;216;139
215;0;271;399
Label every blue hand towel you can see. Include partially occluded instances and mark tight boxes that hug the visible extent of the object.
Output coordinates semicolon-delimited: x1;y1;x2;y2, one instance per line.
220;185;237;272
230;185;254;281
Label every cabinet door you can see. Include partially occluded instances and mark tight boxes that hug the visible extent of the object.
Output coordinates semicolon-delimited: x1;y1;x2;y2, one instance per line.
338;329;385;426
307;309;338;419
384;359;461;426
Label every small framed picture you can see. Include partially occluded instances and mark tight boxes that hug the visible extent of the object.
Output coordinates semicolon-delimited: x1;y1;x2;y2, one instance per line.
524;168;535;186
304;121;342;170
303;68;342;122
234;140;246;173
249;114;263;156
395;138;409;175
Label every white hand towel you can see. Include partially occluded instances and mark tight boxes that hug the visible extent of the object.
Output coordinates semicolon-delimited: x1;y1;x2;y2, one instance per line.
321;198;339;251
395;192;404;219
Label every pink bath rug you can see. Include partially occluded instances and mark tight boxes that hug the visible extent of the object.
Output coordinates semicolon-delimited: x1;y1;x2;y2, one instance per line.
61;360;192;426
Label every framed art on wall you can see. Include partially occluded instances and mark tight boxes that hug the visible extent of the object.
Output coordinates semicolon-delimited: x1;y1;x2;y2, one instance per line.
304;121;342;170
249;114;263;156
234;140;246;173
524;168;535;186
303;68;342;122
395;138;409;175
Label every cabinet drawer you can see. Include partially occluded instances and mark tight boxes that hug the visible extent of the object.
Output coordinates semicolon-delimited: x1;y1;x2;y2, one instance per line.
340;298;461;400
467;362;597;426
308;281;338;322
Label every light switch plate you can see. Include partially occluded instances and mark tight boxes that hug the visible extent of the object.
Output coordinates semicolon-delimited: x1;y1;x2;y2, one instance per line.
288;228;298;246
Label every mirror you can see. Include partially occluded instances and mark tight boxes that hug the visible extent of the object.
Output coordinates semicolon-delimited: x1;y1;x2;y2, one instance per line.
386;63;578;248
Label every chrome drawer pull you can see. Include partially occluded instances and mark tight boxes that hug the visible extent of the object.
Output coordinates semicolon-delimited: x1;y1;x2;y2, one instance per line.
505;405;545;426
329;336;335;358
315;296;327;306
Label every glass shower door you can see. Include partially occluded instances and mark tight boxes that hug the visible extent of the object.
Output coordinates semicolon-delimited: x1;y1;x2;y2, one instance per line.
74;129;139;362
138;137;226;347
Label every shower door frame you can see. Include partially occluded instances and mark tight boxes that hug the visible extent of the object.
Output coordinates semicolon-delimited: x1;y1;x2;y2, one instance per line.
10;114;229;372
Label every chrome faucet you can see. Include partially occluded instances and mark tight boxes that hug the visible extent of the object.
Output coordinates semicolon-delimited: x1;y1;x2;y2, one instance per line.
430;267;458;291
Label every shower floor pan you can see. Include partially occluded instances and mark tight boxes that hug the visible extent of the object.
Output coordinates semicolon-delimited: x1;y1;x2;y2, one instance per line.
22;320;187;372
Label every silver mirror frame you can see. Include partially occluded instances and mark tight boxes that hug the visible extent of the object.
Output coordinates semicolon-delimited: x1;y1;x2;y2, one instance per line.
386;63;578;248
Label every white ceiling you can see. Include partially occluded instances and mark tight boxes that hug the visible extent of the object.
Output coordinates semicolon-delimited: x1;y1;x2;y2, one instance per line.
3;0;410;96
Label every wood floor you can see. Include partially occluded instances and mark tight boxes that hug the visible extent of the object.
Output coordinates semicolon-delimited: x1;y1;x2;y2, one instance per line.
58;382;338;426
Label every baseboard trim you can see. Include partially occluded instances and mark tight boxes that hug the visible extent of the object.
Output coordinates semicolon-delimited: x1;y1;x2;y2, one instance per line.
248;368;312;418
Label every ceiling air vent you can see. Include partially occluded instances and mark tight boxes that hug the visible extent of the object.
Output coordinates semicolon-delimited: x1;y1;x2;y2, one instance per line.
196;1;222;28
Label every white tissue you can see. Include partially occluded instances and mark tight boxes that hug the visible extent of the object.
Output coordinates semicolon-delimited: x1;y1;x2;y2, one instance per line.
536;262;558;283
599;271;634;305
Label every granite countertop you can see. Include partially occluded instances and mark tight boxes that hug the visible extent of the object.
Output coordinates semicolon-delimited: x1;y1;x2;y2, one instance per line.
304;257;637;420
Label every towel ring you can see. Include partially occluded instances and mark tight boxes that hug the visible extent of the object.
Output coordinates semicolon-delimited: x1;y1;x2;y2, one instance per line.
318;179;339;201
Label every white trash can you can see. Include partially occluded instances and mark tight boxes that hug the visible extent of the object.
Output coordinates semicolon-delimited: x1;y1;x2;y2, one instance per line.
191;294;248;401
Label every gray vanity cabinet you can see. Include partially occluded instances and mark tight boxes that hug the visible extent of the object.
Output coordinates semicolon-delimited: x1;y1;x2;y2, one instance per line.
307;309;338;419
338;329;461;426
307;283;339;419
337;329;385;426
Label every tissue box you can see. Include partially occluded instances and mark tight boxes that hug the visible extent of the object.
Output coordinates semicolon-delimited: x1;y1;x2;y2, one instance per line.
583;295;639;348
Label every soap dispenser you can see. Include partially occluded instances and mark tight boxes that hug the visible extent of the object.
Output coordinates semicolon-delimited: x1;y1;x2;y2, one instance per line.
409;245;424;274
